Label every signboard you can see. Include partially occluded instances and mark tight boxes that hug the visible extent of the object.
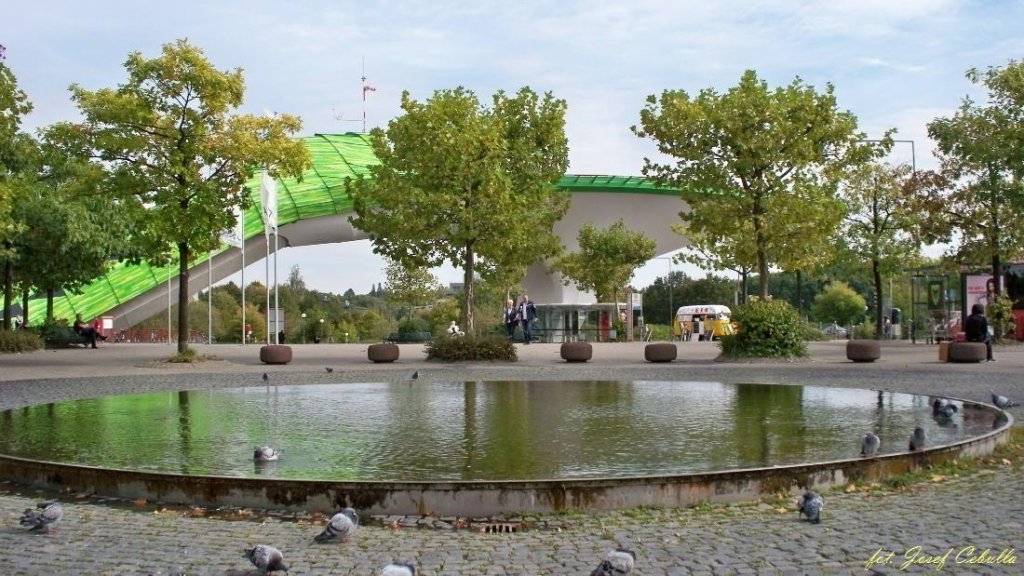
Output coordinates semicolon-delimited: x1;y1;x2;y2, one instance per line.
965;274;999;311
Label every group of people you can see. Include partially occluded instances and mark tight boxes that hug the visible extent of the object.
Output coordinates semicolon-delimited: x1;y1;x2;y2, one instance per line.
503;293;537;344
73;314;107;348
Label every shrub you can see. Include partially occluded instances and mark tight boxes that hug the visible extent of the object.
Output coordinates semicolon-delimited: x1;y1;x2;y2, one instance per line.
719;300;807;358
853;320;875;340
397;316;430;335
0;329;44;353
426;334;518;361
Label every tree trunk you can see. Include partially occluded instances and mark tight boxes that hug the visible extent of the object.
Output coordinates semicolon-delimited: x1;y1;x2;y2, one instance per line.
462;245;475;333
873;259;883;339
2;257;12;330
21;289;28;327
795;269;803;316
46;288;54;322
177;242;190;353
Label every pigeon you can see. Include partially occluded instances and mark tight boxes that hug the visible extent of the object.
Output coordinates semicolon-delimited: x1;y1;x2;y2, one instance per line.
796;491;823;524
590;548;636;575
411;371;419;380
992;393;1018;409
325;367;334;373
244;544;288;574
314;507;359;543
19;501;63;533
262;372;269;384
379;561;417;576
860;432;880;457
253;446;281;461
932;398;958;418
908;426;926;451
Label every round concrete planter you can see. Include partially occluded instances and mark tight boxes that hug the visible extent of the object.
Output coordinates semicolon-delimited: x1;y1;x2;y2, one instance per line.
644;343;677;362
367;342;400;363
949;342;986;363
846;340;881;363
259;345;293;365
560;341;592;363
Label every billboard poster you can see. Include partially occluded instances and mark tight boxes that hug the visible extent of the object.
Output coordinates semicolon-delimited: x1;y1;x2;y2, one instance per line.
965;274;999;312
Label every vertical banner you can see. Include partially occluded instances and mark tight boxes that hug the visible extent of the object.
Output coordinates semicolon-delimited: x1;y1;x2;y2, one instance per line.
261;170;277;237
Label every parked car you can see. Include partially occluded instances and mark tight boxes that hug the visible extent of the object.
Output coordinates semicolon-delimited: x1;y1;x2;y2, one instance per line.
821;324;848;337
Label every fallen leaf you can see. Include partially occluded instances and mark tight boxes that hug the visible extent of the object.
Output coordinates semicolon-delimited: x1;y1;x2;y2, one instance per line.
132;498;148;507
931;475;946;483
845;484;858;493
1002;458;1012;467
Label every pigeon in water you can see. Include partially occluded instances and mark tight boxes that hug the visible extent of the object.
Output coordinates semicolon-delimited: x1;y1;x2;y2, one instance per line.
908;426;926;451
314;507;359;543
933;399;958;419
992;393;1018;409
253;446;281;462
796;491;823;524
244;544;288;574
860;432;880;457
379;561;417;576
590;548;636;575
262;372;269;384
325;367;334;373
19;501;63;533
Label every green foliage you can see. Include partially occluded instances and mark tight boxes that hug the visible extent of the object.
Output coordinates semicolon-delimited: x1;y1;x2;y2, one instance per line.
425;334;518;362
634;70;874;298
167;347;198;363
66;39;310;352
384;258;444;308
809;281;867;326
853;319;876;340
719;300;807;358
554;220;656;303
988;293;1015;342
0;328;43;352
642;271;736;324
348;86;570;332
397;316;430;335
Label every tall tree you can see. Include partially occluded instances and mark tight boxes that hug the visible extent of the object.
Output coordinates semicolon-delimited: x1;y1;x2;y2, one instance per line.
927;61;1024;287
0;44;36;329
633;70;875;299
383;258;444;309
348;86;569;332
554;220;656;303
65;39;310;352
839;162;920;338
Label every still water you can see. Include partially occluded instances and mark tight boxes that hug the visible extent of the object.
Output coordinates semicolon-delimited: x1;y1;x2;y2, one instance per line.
0;382;998;481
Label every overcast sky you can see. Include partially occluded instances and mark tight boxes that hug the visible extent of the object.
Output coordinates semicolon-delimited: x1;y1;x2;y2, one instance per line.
5;0;1021;294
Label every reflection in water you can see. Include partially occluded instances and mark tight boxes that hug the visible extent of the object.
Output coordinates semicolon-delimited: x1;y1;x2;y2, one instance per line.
0;382;1001;481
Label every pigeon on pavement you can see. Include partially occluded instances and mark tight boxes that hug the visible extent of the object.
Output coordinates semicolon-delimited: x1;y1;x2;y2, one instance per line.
314;507;359;543
796;491;823;524
19;501;63;533
589;547;636;575
992;393;1018;409
379;561;417;576
244;544;288;574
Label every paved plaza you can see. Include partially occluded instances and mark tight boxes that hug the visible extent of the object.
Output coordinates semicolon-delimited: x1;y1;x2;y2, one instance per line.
0;340;1021;575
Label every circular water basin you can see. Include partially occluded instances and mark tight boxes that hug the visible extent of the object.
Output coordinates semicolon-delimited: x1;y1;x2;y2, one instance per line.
0;381;1005;481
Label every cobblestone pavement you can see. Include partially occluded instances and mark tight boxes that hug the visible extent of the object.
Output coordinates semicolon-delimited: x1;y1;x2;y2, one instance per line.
0;341;1021;575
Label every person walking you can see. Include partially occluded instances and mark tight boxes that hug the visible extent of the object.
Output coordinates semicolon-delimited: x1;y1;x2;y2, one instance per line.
518;293;537;345
964;303;995;361
503;299;518;341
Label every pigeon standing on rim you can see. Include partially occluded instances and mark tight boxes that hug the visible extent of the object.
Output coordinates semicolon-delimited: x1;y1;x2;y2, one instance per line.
411;371;419;380
325;367;334;373
244;544;288;574
379;561;417;576
253;446;281;461
992;393;1018;409
590;547;636;575
262;372;269;384
860;432;880;457
796;491;823;524
19;501;63;533
908;426;926;451
314;507;359;543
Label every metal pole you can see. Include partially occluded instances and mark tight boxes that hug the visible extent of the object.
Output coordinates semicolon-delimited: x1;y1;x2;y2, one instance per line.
241;231;246;346
167;267;172;346
265;234;271;345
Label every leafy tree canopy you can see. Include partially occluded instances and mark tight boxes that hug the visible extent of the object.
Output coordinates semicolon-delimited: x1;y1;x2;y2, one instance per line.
554;220;656;303
809;280;866;326
348;86;570;331
63;39;310;351
633;70;878;299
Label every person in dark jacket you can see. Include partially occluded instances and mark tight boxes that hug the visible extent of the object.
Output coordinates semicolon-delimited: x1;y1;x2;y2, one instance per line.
503;299;518;341
964;303;994;361
518;293;537;344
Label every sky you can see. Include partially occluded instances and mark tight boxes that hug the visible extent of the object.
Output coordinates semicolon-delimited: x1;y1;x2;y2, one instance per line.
5;0;1023;295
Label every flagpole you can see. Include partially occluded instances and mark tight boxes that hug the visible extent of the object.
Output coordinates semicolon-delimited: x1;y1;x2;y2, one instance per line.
208;254;212;345
273;230;279;344
361;56;366;133
241;223;246;346
265;232;270;345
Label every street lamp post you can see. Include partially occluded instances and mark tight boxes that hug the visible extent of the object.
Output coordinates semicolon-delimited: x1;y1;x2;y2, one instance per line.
301;313;307;344
318;318;324;343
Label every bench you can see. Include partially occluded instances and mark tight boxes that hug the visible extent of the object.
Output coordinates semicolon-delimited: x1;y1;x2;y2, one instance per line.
385;331;433;344
44;328;92;349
